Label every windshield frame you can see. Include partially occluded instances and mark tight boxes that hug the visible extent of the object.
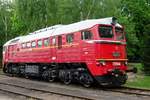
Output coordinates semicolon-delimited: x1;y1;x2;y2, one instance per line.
115;27;125;41
98;25;114;40
3;46;6;53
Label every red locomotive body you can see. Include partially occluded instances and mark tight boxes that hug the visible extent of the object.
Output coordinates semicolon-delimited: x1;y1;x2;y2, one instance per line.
2;17;128;87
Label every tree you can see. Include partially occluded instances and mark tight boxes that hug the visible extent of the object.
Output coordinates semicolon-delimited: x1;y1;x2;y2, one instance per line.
122;0;150;73
0;0;12;45
142;24;150;74
0;0;13;66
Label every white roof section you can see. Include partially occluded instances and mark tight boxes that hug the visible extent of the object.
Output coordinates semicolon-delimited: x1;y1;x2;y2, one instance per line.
4;17;122;46
3;36;23;46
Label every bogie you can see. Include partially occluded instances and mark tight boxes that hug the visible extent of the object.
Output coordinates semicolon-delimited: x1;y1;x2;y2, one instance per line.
4;63;95;87
79;73;94;87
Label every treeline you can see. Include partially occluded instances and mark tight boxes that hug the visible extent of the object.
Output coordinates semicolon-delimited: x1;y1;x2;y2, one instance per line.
0;0;150;73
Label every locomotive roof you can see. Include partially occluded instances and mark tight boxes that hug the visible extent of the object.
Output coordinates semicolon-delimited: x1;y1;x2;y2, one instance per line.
4;17;122;46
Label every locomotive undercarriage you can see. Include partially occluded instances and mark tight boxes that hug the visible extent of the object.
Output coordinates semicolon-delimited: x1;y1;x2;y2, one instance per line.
3;63;94;87
3;63;127;87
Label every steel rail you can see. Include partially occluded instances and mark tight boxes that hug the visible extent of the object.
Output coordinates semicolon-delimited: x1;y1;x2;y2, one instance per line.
0;88;42;100
0;82;93;100
102;86;150;97
1;73;150;98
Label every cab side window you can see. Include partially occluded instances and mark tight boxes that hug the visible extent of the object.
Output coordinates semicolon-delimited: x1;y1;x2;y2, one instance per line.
37;40;42;47
81;31;92;40
99;26;113;38
66;34;74;43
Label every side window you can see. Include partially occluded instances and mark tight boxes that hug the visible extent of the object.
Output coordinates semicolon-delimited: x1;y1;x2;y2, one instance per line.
22;43;26;49
37;40;42;47
99;26;113;38
26;42;31;48
66;34;74;43
52;37;56;45
115;27;124;40
81;31;92;40
31;41;36;48
44;38;49;47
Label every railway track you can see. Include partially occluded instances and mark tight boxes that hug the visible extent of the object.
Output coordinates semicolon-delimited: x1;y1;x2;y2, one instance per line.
0;73;150;100
0;88;41;100
102;86;150;97
0;81;92;100
0;73;94;100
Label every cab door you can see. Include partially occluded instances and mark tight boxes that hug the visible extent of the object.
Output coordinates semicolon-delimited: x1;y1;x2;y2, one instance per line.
57;35;63;62
80;30;95;61
51;36;57;62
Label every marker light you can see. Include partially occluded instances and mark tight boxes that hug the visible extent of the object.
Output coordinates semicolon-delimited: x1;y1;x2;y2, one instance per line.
124;61;128;66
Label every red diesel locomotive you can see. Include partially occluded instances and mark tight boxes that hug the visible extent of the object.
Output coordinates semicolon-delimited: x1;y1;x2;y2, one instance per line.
2;17;129;87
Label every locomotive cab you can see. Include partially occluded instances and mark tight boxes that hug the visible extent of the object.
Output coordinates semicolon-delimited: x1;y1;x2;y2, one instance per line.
94;21;128;86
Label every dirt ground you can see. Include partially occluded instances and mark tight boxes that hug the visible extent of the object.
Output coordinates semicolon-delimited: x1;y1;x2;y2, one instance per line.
0;91;28;100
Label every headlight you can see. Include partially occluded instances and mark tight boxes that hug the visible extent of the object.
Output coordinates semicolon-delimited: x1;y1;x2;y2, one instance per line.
124;61;128;66
96;61;106;66
100;61;106;66
113;62;121;66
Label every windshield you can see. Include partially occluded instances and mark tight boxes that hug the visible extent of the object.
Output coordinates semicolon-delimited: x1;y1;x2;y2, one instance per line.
99;26;113;38
115;27;124;40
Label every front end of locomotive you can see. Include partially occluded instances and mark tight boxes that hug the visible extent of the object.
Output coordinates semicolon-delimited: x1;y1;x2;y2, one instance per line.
93;18;129;86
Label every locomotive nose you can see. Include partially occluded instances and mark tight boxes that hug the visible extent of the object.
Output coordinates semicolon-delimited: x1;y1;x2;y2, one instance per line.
97;42;126;60
94;69;127;86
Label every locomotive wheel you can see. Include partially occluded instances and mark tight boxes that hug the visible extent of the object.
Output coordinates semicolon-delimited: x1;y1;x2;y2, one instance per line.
3;67;7;73
79;73;93;87
25;74;29;79
42;70;48;80
48;76;55;82
48;69;57;82
63;71;72;85
59;70;72;85
3;64;7;73
48;73;55;82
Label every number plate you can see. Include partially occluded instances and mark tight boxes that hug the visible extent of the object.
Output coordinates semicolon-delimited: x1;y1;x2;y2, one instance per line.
113;62;121;66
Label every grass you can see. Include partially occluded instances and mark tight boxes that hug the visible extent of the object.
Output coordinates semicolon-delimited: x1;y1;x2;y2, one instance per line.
128;63;143;73
125;63;150;89
126;75;150;89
